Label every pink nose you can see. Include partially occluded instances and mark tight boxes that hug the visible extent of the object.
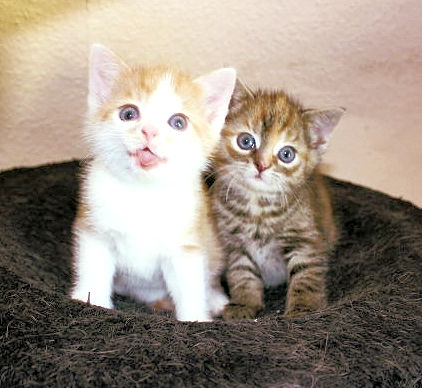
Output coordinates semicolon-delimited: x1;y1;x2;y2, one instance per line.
142;126;158;142
256;160;270;173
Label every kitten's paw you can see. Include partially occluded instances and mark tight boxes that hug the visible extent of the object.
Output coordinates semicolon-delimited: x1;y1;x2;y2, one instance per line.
283;298;326;318
222;303;261;320
150;297;174;311
70;290;113;309
283;304;323;318
209;289;229;317
177;313;212;323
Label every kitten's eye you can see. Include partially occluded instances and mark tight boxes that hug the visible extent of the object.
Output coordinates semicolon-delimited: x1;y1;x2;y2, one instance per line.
168;113;188;130
237;132;256;150
119;105;139;121
278;146;296;163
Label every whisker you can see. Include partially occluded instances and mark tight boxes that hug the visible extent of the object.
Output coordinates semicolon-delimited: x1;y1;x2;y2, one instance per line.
202;169;217;182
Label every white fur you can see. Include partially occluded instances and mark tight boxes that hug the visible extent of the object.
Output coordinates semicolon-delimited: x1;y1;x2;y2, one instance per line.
71;45;236;322
72;163;213;321
252;239;288;286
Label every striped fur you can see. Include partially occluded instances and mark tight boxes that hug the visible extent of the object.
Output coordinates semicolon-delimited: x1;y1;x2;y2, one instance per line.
210;82;344;319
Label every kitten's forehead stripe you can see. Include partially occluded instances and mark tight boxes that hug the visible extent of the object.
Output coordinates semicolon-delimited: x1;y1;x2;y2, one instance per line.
238;90;305;145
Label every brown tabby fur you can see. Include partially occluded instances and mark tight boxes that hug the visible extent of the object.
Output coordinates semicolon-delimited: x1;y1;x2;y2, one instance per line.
210;82;344;319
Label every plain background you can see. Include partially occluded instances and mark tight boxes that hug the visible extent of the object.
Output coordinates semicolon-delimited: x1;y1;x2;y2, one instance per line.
0;0;421;207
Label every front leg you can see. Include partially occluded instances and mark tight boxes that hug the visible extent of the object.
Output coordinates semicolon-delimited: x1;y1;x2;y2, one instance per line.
284;253;328;318
162;246;211;322
71;229;115;309
223;250;264;320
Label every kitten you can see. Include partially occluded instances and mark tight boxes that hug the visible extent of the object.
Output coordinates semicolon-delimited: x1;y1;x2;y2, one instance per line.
210;81;344;319
70;44;236;322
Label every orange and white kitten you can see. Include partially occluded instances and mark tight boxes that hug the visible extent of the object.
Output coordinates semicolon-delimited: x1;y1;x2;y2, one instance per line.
70;44;236;322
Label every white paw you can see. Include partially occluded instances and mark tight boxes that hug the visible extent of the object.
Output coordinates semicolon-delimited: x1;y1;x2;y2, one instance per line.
209;288;229;317
71;289;113;309
177;313;212;322
175;307;212;322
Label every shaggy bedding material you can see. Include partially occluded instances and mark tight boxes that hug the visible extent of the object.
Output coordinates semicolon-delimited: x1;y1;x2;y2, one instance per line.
0;161;421;387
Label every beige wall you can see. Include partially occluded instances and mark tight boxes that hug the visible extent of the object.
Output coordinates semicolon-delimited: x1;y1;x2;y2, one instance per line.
0;0;421;207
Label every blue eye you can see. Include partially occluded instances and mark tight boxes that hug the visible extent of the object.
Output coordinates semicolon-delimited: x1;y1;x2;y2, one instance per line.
168;113;188;130
119;105;139;121
278;146;296;163
237;132;256;150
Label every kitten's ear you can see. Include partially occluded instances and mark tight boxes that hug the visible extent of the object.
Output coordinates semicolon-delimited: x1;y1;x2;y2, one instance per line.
88;44;127;109
194;68;237;133
229;78;252;113
303;107;345;153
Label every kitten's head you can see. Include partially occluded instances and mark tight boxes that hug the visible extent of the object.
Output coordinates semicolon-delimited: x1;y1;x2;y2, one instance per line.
85;44;236;181
213;81;344;195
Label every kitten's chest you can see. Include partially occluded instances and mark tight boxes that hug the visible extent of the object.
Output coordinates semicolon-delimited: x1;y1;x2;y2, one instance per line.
249;238;288;286
219;190;292;285
87;169;197;249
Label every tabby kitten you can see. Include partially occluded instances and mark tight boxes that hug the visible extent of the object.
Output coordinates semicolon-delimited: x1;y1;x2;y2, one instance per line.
210;81;344;319
70;44;236;321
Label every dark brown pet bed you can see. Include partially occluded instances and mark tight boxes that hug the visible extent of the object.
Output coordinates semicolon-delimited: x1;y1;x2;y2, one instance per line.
0;161;421;387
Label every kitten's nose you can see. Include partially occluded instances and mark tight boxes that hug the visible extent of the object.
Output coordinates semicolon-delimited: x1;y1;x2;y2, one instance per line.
255;160;270;173
141;126;158;142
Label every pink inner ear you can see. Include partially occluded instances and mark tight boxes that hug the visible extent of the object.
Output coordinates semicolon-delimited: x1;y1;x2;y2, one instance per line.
205;95;223;122
204;75;235;121
194;68;236;130
307;108;345;149
89;45;123;106
312;136;327;148
312;118;332;147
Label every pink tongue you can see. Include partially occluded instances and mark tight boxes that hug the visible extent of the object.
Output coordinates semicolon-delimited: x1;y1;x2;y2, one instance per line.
136;148;160;167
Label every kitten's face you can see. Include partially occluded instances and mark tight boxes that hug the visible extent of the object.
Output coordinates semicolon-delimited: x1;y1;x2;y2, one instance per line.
90;68;207;179
214;86;344;195
86;45;236;181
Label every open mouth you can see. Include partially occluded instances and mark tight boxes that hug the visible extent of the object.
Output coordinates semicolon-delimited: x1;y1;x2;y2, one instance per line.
130;148;165;169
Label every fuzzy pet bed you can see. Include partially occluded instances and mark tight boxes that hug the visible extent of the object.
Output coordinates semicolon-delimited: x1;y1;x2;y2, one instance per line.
0;161;421;387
